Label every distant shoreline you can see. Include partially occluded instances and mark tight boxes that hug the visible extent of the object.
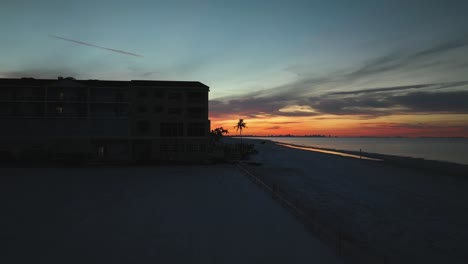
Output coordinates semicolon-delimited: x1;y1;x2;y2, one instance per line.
237;137;468;262
227;135;468;139
229;137;468;177
239;136;468;166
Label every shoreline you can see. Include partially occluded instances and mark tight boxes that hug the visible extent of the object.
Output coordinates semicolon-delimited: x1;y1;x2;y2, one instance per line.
276;142;383;162
239;138;468;262
238;138;468;177
237;136;468;166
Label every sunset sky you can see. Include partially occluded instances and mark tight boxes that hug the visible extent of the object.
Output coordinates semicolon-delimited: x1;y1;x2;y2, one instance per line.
1;0;467;136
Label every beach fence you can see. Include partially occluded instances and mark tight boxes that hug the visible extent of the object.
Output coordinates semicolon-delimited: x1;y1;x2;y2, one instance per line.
237;162;390;264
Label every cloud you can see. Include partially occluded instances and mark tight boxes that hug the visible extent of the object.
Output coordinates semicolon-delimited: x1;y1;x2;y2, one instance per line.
0;68;80;79
210;36;468;119
141;72;156;77
210;81;468;118
346;35;468;81
411;35;468;59
359;122;446;130
209;96;320;118
328;81;468;96
357;122;468;137
327;84;431;96
308;88;468;117
49;35;143;57
268;121;301;125
264;126;281;130
391;91;468;113
278;105;317;114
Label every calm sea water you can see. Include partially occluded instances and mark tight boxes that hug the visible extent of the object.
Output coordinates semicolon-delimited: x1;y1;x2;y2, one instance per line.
246;137;468;165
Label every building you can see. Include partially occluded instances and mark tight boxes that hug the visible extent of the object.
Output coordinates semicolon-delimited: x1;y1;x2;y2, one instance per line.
0;77;210;163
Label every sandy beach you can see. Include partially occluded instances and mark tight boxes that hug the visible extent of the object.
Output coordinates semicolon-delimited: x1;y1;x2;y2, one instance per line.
2;138;468;263
240;138;468;263
1;165;342;264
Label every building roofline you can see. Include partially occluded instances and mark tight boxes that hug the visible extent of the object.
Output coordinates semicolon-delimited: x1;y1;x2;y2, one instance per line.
130;80;209;88
0;77;209;89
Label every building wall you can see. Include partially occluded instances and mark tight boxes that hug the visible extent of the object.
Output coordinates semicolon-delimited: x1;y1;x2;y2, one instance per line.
129;83;209;162
0;119;129;138
0;78;209;163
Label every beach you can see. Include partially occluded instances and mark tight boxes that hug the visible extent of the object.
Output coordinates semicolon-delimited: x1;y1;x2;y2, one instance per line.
2;139;468;264
240;138;468;263
1;165;342;264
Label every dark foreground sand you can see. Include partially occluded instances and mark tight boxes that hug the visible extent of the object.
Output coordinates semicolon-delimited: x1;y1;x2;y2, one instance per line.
241;138;468;263
1;165;342;264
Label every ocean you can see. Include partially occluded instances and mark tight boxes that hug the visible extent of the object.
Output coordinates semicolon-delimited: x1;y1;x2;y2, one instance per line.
245;137;468;165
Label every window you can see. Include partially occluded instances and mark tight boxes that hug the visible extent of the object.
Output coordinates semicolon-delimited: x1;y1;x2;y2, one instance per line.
97;145;106;158
187;92;205;103
137;120;150;133
186;144;198;152
56;105;63;114
77;105;87;117
154;90;164;98
199;144;207;152
160;122;184;137
154;106;163;113
138;88;147;97
160;144;183;152
114;106;125;117
77;90;87;101
11;104;20;116
115;93;124;102
187;107;205;118
138;104;147;113
33;89;43;100
188;122;206;136
176;144;185;152
160;144;169;152
186;144;207;152
33;103;44;116
168;108;182;115
0;104;9;115
168;92;182;100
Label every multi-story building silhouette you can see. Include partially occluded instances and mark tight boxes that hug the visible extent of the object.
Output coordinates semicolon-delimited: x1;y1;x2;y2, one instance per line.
0;77;210;163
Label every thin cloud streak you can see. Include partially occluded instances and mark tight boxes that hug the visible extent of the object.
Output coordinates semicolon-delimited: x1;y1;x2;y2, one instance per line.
328;81;468;96
49;35;143;57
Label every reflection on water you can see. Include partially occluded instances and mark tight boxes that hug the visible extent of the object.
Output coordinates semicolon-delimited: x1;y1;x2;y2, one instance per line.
277;143;383;162
248;137;468;165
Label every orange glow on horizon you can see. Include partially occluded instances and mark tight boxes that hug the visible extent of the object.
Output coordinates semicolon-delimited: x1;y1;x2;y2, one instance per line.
210;114;468;137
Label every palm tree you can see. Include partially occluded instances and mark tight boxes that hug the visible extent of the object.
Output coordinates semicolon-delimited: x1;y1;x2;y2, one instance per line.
234;119;247;146
210;127;229;143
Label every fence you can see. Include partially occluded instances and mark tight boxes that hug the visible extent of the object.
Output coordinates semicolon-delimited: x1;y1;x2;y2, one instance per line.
237;162;390;264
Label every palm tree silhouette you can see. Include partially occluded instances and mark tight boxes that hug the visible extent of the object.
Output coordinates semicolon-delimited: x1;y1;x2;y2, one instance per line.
234;119;247;146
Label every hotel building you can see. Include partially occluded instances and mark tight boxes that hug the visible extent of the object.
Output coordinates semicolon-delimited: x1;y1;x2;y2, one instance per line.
0;77;210;163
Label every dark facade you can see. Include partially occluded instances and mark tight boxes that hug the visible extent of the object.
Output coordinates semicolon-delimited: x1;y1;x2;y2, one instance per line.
0;77;210;163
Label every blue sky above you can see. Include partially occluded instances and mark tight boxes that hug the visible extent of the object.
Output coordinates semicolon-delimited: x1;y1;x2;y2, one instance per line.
1;0;467;103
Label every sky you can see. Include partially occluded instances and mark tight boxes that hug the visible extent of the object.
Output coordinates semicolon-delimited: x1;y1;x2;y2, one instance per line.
1;0;468;137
